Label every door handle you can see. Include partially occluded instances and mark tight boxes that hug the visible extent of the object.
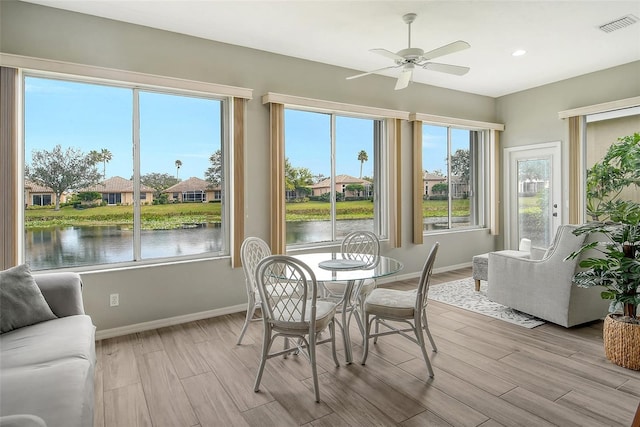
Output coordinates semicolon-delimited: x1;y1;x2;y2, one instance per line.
552;212;558;217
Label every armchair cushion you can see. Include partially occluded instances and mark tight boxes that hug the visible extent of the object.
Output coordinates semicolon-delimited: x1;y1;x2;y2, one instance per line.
0;264;56;334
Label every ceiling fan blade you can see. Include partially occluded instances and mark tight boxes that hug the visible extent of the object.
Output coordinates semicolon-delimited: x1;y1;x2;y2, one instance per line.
394;66;413;90
370;48;405;62
423;62;470;76
346;65;400;80
422;40;470;61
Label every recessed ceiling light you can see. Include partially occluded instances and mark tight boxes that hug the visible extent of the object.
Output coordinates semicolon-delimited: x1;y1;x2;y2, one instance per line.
512;49;527;57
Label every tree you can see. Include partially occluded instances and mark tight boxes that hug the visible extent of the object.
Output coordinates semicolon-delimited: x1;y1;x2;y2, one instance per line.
141;172;179;201
357;150;368;179
284;158;313;198
450;149;470;183
205;149;222;186
88;148;113;179
313;173;326;184
27;145;102;210
431;182;449;195
175;159;182;178
345;183;364;197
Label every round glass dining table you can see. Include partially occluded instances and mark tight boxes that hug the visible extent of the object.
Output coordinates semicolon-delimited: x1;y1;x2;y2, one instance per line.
290;252;403;363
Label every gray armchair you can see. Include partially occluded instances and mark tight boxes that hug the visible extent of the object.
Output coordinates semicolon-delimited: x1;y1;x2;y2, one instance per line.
487;224;609;327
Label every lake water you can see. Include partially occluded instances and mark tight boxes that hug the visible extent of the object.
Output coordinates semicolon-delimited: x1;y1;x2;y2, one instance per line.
26;220;372;270
26;217;468;270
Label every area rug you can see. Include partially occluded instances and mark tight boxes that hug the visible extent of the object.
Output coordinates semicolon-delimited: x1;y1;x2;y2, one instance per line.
428;277;545;328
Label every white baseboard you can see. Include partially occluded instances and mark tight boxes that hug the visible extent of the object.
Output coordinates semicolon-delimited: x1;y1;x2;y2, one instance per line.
95;303;246;340
95;262;471;340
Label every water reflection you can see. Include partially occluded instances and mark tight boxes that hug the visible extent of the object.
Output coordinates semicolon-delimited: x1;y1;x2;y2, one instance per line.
27;220;379;270
26;224;223;270
26;217;469;271
286;219;374;245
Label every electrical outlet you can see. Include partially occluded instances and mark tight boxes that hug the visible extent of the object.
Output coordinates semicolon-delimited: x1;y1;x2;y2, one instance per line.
109;293;119;307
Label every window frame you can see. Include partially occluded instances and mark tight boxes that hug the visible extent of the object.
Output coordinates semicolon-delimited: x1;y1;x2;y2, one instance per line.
410;113;503;243
420;123;486;233
282;105;388;249
19;69;234;270
263;92;409;253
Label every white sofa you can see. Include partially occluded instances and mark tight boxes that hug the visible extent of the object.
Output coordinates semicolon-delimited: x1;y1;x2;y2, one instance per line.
0;271;95;427
487;224;609;327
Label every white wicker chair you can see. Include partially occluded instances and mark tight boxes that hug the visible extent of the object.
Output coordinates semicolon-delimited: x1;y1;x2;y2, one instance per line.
321;231;380;336
236;237;271;345
253;255;340;402
361;242;439;379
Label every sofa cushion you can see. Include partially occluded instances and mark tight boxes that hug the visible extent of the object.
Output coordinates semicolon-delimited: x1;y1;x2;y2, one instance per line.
0;264;56;333
1;358;94;427
0;315;96;427
0;315;95;369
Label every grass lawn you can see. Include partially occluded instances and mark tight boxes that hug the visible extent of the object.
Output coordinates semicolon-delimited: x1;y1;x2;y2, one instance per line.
25;203;221;229
286;199;471;220
26;198;475;229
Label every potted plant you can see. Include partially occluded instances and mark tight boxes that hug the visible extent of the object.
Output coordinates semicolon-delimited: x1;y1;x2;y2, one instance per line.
566;132;640;370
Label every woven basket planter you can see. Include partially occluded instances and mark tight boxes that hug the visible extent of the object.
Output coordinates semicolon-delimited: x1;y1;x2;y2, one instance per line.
603;314;640;371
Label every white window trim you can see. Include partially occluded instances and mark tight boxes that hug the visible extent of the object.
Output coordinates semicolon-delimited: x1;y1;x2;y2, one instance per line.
1;53;253;99
558;96;640;119
410;112;504;131
263;92;409;120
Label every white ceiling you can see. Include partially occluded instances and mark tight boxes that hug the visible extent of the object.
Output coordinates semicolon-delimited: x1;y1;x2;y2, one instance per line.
21;0;640;97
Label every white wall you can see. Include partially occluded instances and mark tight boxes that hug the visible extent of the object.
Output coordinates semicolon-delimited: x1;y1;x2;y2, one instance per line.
3;1;637;334
495;61;640;238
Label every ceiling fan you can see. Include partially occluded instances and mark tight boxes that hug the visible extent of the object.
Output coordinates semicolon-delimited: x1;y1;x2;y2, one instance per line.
347;13;471;90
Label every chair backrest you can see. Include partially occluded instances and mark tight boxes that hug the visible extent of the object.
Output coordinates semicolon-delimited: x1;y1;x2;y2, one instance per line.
240;237;271;296
416;242;439;312
255;255;318;331
341;231;380;266
542;224;586;264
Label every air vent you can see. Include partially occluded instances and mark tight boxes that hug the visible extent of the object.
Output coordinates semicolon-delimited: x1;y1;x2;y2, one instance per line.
598;14;638;33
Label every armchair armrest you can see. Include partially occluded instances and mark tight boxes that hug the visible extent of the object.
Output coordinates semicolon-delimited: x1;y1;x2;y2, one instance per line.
34;272;85;317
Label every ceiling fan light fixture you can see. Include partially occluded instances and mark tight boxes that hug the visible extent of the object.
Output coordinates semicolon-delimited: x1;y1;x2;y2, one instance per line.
346;12;471;88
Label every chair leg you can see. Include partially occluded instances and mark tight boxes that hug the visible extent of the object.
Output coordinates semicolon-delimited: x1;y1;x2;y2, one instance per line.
309;335;320;403
283;337;290;358
373;318;380;344
422;312;437;352
415;325;435;378
237;297;256;345
254;325;272;392
361;314;371;365
329;320;340;367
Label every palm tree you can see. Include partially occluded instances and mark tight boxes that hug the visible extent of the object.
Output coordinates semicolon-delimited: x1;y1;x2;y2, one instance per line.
175;159;182;179
357;150;368;179
100;148;112;179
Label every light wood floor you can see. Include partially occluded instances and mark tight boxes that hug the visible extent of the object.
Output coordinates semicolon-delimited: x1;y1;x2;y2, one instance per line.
94;267;640;427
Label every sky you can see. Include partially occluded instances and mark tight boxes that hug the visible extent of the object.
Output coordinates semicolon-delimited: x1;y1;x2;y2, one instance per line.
25;76;469;182
25;76;221;181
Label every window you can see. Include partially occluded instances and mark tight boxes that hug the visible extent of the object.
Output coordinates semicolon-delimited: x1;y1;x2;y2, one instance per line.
32;194;51;206
23;75;228;270
421;124;484;232
284;108;385;246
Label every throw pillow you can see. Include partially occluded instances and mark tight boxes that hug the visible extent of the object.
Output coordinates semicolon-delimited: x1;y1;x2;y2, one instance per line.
0;264;57;333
